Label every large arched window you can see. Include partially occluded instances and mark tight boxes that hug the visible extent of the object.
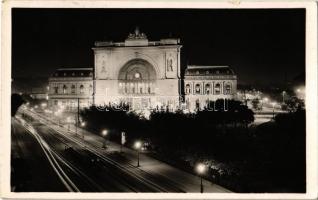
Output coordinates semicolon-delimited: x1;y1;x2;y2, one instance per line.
118;59;157;96
71;85;76;94
195;84;201;95
214;83;221;95
185;84;191;94
225;83;232;94
80;85;84;94
63;85;67;94
205;83;211;95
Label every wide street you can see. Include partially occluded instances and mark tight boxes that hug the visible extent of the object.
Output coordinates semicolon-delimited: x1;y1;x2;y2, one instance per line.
11;108;230;193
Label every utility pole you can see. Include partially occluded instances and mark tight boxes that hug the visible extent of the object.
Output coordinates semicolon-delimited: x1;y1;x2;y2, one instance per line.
75;98;79;136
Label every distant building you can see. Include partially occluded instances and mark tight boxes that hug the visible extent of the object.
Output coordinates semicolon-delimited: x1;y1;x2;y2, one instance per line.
184;66;237;111
48;68;93;111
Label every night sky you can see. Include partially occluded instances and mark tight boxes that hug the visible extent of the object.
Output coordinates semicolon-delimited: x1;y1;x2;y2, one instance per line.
12;8;305;85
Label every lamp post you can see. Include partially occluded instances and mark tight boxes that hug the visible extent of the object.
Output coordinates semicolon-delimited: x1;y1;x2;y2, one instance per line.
134;141;142;167
282;91;286;103
196;163;207;193
80;122;86;139
101;129;108;148
271;102;276;118
66;116;71;131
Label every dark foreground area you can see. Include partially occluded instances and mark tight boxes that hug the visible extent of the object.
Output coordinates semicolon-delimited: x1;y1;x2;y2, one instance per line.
81;101;306;193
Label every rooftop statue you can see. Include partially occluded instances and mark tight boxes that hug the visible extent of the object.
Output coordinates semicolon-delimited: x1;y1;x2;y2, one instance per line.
127;27;147;39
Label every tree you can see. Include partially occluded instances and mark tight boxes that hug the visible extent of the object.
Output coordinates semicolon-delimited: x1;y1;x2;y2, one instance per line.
11;94;25;116
251;98;260;110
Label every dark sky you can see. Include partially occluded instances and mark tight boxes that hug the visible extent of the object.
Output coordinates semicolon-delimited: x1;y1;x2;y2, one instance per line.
12;8;305;85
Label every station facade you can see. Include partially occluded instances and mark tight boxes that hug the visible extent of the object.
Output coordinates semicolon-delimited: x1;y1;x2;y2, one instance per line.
48;28;237;112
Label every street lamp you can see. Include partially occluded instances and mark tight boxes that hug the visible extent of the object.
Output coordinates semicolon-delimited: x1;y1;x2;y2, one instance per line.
282;91;286;103
66;116;71;131
101;129;108;148
134;141;142;167
80;122;86;139
196;163;207;193
271;102;277;118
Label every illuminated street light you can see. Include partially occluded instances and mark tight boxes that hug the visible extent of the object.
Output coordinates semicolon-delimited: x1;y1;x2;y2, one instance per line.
79;122;86;139
101;129;108;148
196;163;207;193
81;122;86;127
134;141;142;167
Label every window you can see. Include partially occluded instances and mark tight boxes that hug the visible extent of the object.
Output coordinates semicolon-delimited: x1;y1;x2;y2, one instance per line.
205;84;211;95
195;84;201;94
195;99;200;110
225;83;232;94
148;87;151;94
80;85;84;94
140;87;143;94
63;85;67;94
214;83;221;95
54;86;58;94
71;85;76;94
185;84;191;94
89;84;93;94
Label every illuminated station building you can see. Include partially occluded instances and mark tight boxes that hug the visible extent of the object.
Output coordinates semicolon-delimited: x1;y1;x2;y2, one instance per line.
48;28;237;112
184;65;237;111
48;68;93;111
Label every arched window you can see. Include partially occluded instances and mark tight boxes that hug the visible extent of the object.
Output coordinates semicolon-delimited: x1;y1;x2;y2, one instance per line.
71;85;76;94
225;83;232;94
148;86;151;94
195;84;201;95
214;83;221;95
63;85;67;94
140;87;143;94
185;84;191;94
205;84;211;95
80;85;84;94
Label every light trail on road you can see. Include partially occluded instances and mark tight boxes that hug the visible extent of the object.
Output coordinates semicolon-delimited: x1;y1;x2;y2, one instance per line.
23;109;186;192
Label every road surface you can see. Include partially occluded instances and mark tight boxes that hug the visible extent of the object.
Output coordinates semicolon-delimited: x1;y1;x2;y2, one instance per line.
12;109;231;193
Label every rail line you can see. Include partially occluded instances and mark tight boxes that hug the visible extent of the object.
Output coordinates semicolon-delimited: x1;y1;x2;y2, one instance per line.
25;110;185;192
16;116;80;192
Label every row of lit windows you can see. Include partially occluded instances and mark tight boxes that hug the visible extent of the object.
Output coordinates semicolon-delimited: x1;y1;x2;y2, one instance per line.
118;82;155;95
52;84;93;94
185;83;232;95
